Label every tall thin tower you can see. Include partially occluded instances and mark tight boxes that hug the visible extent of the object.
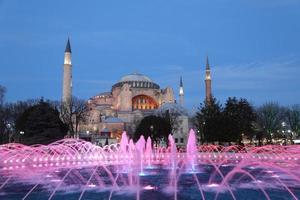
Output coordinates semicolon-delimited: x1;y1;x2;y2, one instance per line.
179;76;184;106
205;56;212;104
62;38;72;110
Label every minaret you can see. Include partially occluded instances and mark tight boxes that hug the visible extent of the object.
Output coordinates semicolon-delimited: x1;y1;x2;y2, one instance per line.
62;38;72;111
179;76;184;106
205;56;212;104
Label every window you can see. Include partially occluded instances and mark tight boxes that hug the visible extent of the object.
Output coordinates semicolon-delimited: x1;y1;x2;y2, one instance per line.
180;138;184;143
132;95;158;110
175;138;178;143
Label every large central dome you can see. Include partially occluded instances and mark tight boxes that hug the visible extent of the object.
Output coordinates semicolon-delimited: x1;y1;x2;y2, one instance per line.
112;73;160;90
119;73;153;83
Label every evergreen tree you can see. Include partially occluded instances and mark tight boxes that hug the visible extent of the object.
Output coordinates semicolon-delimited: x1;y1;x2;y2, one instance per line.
223;97;256;144
195;97;223;143
134;115;171;145
15;100;68;145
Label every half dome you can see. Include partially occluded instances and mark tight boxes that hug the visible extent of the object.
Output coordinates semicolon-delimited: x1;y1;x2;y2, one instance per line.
155;103;189;116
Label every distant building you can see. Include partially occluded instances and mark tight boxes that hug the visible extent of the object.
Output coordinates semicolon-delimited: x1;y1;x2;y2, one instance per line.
61;39;213;145
78;73;175;142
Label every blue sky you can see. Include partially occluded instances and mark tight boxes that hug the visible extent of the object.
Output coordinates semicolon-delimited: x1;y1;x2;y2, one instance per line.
0;0;299;111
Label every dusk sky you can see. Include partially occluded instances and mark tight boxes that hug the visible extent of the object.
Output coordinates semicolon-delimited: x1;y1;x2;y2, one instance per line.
0;0;299;111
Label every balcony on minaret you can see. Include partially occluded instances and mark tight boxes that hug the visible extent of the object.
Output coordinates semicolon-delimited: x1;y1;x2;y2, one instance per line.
64;53;72;65
179;87;184;95
205;71;211;80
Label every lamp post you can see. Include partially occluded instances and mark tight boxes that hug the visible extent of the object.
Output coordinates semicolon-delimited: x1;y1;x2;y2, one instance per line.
150;125;154;146
19;131;24;143
281;121;287;145
150;125;154;132
6;123;12;143
287;129;293;144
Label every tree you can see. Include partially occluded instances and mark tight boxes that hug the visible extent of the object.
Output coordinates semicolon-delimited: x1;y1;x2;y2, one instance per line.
256;102;286;143
223;97;256;144
134;115;171;145
155;103;188;134
0;99;40;144
0;105;9;144
15;100;68;145
60;96;88;136
0;85;8;144
71;97;88;135
286;105;300;138
194;97;223;143
0;85;6;106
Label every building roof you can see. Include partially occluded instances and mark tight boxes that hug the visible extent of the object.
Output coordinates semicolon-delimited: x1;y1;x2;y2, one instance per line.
119;73;153;82
95;92;112;97
103;117;123;123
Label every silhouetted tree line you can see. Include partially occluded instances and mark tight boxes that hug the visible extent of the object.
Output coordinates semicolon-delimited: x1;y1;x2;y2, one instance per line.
194;97;300;145
0;85;88;145
1;84;300;145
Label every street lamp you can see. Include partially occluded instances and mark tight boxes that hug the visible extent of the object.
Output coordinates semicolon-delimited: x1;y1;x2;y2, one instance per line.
150;125;154;132
287;129;293;144
150;125;154;145
19;131;24;143
6;123;12;143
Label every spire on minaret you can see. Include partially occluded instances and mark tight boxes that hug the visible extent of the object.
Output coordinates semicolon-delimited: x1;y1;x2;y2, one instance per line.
65;38;72;53
206;56;210;70
179;76;184;106
180;76;183;87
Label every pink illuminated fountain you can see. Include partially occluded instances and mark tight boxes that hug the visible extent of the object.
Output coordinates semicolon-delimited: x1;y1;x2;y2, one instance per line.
0;130;300;200
186;129;197;172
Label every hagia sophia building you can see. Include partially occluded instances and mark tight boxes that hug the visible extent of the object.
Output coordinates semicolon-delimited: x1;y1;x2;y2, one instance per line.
62;39;212;146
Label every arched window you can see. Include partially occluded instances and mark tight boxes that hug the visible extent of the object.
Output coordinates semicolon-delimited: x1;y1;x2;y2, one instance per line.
132;95;158;110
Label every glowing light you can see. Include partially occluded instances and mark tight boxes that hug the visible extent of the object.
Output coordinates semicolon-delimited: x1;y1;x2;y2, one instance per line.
271;175;280;178
144;185;155;190
207;183;219;188
88;184;96;188
50;179;61;182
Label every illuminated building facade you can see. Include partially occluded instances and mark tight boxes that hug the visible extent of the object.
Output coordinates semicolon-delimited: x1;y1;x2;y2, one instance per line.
80;73;175;141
